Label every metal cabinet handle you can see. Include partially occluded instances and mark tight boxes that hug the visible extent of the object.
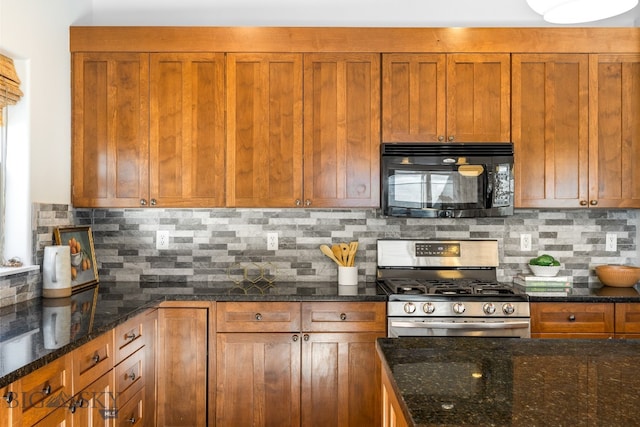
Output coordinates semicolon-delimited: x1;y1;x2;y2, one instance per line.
448;135;455;141
128;416;136;424
303;334;309;341
69;402;77;414
580;200;588;206
92;354;101;364
292;334;299;342
127;371;136;381
340;313;347;321
42;384;51;395
568;314;576;321
590;200;598;206
304;199;311;206
438;135;445;141
295;199;302;206
3;391;15;403
150;198;157;206
255;313;262;321
139;199;147;206
126;332;137;340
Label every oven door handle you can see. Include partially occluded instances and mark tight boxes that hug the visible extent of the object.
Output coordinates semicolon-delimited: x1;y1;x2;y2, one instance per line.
390;320;530;330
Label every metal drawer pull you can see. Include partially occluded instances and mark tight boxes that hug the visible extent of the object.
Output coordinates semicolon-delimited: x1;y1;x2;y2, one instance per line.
3;391;15;403
92;354;101;364
568;314;576;321
303;334;309;341
42;384;51;395
255;313;262;321
128;416;136;424
292;335;299;342
127;372;136;381
126;332;137;340
340;313;347;321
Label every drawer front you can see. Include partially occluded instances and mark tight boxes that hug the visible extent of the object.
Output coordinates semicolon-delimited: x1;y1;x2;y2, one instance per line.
115;388;144;427
114;313;146;365
20;354;72;426
217;302;301;332
115;347;145;404
73;330;114;392
302;302;387;332
531;302;614;334
615;303;640;334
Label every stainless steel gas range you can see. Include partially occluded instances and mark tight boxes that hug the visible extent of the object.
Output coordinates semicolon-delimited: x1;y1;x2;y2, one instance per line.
377;239;531;338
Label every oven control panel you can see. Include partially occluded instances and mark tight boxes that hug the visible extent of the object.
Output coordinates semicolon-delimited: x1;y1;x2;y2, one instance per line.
415;242;460;257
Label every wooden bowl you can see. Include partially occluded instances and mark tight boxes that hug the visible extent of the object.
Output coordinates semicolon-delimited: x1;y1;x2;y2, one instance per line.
595;265;640;287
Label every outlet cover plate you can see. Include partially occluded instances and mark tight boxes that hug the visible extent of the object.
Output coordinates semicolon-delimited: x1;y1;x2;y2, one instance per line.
157;230;169;250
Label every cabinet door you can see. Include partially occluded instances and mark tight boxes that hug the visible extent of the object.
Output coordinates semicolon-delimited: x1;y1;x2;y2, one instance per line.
446;54;511;143
20;354;72;426
216;332;301;427
382;54;446;142
301;332;383;427
150;53;226;207
589;54;640;208
157;307;208;427
1;382;21;427
72;52;150;208
381;366;409;427
226;53;304;207
512;54;589;208
303;53;381;208
615;303;640;336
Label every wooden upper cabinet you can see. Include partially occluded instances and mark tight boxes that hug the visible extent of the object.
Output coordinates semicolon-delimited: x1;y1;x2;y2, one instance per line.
72;52;150;208
382;54;446;142
512;54;590;208
589;54;640;208
382;53;510;143
226;53;304;207
446;54;511;143
150;53;226;207
303;53;381;207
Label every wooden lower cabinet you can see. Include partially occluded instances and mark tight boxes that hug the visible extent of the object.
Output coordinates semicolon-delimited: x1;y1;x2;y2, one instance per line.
381;365;408;427
216;332;302;426
301;332;382;427
531;302;640;339
216;301;386;426
530;302;614;338
156;302;212;427
70;370;115;427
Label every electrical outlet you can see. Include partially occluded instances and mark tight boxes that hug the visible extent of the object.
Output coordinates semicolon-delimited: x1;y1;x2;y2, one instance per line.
156;230;169;250
520;234;532;251
267;232;278;250
605;233;617;252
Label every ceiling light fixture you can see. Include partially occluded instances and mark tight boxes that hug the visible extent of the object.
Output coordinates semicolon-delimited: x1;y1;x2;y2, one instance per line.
527;0;639;24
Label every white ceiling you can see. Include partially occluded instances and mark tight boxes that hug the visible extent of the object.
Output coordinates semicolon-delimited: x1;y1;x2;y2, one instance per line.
81;0;639;27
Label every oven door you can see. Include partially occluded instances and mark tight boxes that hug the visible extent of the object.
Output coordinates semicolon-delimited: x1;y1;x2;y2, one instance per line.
388;317;531;338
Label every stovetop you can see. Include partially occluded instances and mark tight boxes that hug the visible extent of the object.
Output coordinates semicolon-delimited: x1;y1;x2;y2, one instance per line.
382;278;518;296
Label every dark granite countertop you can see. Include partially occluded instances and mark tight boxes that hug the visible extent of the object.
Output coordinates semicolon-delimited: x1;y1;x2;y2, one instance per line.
377;337;640;427
0;280;384;388
527;284;640;302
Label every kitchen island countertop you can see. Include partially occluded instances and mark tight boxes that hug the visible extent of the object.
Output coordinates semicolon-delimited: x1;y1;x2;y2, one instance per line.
377;336;640;427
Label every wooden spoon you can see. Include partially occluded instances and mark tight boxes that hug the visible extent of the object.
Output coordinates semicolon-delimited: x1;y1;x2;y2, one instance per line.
320;244;343;266
340;243;350;265
331;245;343;263
347;241;358;266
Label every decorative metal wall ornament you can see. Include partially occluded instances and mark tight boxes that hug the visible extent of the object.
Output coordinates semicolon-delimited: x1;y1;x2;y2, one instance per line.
227;262;278;294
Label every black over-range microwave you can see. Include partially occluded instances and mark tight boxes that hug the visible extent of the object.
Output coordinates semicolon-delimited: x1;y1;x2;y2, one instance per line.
381;142;514;218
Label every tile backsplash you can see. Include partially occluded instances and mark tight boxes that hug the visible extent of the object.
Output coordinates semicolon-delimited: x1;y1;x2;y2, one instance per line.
1;203;637;307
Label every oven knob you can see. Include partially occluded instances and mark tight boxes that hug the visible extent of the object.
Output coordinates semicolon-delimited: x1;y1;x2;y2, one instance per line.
452;302;465;314
483;303;496;315
502;303;516;315
404;303;416;314
422;302;436;314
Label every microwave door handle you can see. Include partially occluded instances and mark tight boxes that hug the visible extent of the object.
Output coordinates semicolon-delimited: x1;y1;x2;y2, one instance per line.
390;320;530;330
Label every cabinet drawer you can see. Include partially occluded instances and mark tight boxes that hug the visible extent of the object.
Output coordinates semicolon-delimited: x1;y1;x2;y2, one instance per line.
115;347;145;405
615;303;640;334
302;302;387;332
115;388;144;427
217;302;301;332
531;302;614;334
20;354;72;426
114;312;147;365
73;330;114;392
